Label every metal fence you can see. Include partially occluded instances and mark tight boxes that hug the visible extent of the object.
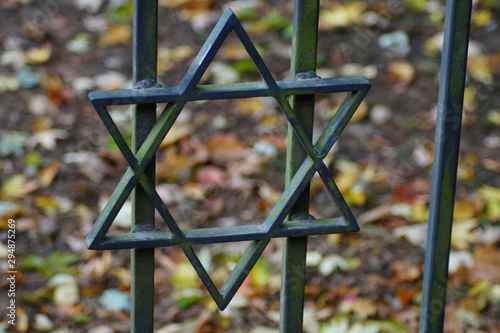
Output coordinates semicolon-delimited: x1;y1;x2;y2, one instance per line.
85;0;473;332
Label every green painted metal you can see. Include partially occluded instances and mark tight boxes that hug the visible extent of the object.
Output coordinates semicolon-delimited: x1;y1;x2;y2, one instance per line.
419;1;472;332
280;1;319;331
82;0;477;331
131;0;157;332
86;4;370;329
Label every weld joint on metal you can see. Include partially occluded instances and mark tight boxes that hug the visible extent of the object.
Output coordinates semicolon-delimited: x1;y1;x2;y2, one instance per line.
315;147;328;160
295;71;321;80
134;78;163;89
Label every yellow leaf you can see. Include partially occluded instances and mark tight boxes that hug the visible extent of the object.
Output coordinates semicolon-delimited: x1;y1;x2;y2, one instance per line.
319;3;349;29
472;10;493;27
424;32;443;56
1;174;39;199
248;257;271;288
350;100;368;122
25;43;52;64
172;262;200;289
38;160;60;188
345;183;366;206
339;297;376;319
451;219;478;250
387;61;415;83
16;307;29;332
453;192;483;221
478;185;500;221
159;125;192;148
463;86;476;113
159;0;192;7
411;202;429;223
319;2;366;30
345;2;366;24
468;55;493;84
98;25;131;47
258;182;281;205
487;110;500;126
170;45;194;62
34;195;60;213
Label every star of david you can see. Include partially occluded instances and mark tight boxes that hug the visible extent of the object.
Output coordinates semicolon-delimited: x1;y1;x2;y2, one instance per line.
85;8;370;310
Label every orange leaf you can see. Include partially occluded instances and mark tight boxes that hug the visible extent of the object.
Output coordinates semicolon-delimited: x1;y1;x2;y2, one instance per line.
397;287;418;308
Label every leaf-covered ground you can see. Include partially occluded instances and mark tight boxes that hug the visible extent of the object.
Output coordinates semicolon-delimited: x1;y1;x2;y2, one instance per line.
1;0;500;332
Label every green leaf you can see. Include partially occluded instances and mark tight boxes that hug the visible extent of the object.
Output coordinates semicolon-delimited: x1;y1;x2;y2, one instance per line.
174;289;204;310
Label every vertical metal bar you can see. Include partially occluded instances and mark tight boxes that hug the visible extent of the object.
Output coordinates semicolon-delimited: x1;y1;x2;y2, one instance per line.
280;1;319;332
131;0;158;332
419;1;472;332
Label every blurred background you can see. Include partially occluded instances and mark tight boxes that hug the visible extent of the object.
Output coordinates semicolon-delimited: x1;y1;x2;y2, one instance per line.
0;0;500;332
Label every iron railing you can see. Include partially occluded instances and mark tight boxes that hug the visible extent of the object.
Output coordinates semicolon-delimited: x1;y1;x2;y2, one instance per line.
85;0;473;332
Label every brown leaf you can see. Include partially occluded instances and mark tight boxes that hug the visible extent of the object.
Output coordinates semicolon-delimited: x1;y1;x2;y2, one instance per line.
394;179;430;204
157;147;193;182
42;75;74;107
358;205;393;224
200;197;226;218
206;133;248;164
390;260;422;283
194;166;227;188
473;245;500;283
159;125;192;148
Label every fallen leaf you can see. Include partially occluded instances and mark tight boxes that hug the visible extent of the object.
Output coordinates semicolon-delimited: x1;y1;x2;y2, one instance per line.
28;129;68;150
33;313;54;332
16;307;29;332
0;131;29;157
157;146;192;181
0;74;20;93
319;2;366;30
194;166;227;188
1;174;39;199
98;24;131;47
37;160;60;188
99;289;130;312
159;125;192;148
206;133;248;164
478;185;500;221
387;61;415;83
390;261;421;283
468;55;493;84
392;223;427;246
473;245;500;283
66;33;91;54
49;274;80;306
396;287;418;308
94;71;127;90
209;62;240;84
339;297;377;319
258;182;281;205
25;43;52;64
